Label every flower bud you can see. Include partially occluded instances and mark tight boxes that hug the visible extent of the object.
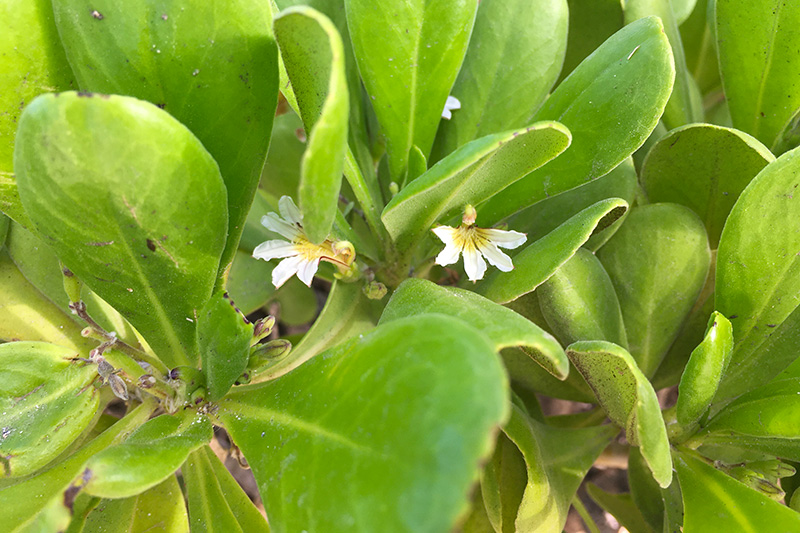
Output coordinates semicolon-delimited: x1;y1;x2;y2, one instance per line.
61;264;84;303
363;281;388;300
249;339;292;368
108;374;129;401
332;240;356;266
462;204;477;226
252;315;276;344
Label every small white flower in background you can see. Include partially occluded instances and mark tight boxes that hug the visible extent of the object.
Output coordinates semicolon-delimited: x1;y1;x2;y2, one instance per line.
253;196;355;289
441;95;461;120
432;205;526;282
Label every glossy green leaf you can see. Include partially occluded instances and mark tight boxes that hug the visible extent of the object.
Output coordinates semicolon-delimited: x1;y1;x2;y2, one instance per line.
597;204;711;377
15;93;228;368
479;16;674;224
382;123;571;251
586;484;655;533
478;198;628;304
82;411;212;499
226;250;276;316
197;291;254;401
624;0;703;128
184;446;270;533
0;251;92;351
75;476;188;533
538;248;628;349
52;0;279;277
220;314;508;532
701;379;800;461
680;0;721;95
0;399;155;532
380;278;568;379
641;123;774;247
511;157;638;252
345;0;477;179
260;112;304;200
676;312;733;427
675;450;800;531
0;0;74;228
0;342;99;478
501;347;596;404
715;147;800;399
672;0;698;24
716;0;800;150
502;404;618;532
430;0;568;160
567;340;672;487
275;7;348;244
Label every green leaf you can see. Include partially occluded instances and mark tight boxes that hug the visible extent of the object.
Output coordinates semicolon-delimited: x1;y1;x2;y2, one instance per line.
430;0;568;160
275;7;348;243
538;248;628;349
641;123;774;247
586;484;655;533
627;447;668;533
220;314;509;532
0;251;92;351
715;0;800;150
345;0;478;179
558;0;624;84
624;0;703;128
226;250;276;316
675;449;800;531
184;446;270;533
477;198;628;304
567;340;673;487
382;123;571;251
680;0;721;95
672;0;698;24
260;111;304;200
15;93;228;368
52;0;279;278
676;312;734;427
0;399;155;532
74;476;189;533
597;204;711;377
380;278;568;379
0;213;8;245
0;342;99;478
479;16;675;224
480;432;528;533
82;411;212;499
0;0;74;228
502;405;618;532
715;147;800;400
700;379;800;461
197;291;254;401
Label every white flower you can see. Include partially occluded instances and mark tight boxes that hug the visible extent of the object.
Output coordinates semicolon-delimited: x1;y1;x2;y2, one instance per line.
432;205;526;282
441;95;461;120
253;196;354;289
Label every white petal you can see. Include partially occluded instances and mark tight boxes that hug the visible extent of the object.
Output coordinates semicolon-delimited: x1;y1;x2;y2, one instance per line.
261;213;301;240
435;243;461;266
442;96;461;119
271;255;305;288
278;195;303;225
482;228;527;249
296;257;320;287
442;108;453;120
479;242;514;272
253;240;299;261
431;225;457;244
463;246;487;281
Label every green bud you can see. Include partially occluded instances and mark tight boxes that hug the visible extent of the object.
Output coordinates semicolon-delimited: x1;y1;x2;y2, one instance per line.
249;339;292;367
252;315;276;344
363;281;388;300
61;262;84;303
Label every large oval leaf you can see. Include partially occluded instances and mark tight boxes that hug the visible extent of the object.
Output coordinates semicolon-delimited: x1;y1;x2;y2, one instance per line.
641;123;774;247
52;0;279;277
345;0;477;180
0;342;100;478
15;93;228;367
380;278;568;379
479;16;674;224
430;0;568;160
716;0;800;150
275;7;348;244
597;203;711;377
219;314;508;532
715;147;800;399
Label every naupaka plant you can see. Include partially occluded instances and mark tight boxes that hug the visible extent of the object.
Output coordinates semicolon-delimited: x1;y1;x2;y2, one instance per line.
1;0;800;531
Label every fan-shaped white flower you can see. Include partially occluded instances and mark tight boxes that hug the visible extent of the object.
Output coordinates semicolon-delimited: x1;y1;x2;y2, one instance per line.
432;205;526;282
253;196;354;289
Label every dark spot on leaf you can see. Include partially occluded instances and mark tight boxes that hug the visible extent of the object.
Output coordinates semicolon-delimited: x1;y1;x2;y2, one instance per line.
729;314;738;319
62;267;74;277
146;239;156;252
156;103;166;109
77;91;93;98
767;324;777;328
760;112;765;117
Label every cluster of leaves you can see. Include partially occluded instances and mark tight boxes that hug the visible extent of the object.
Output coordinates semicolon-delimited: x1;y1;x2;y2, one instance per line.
1;0;800;532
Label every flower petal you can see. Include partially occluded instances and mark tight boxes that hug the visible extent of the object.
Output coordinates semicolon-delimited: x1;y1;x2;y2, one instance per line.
261;213;301;240
253;240;299;261
435;243;461;266
463;245;487;282
442;95;461;119
431;225;457;244
479;242;514;272
271;255;305;289
279;195;303;225
296;257;321;287
482;228;527;249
